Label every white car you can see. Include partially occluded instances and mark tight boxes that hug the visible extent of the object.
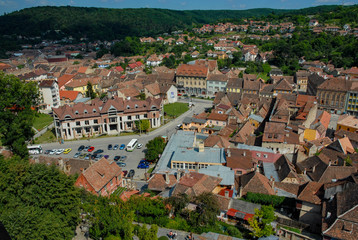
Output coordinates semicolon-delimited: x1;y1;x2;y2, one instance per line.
49;149;56;155
56;149;64;155
137;143;143;149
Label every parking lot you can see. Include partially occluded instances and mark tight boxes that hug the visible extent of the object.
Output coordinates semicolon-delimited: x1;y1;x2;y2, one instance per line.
41;140;150;179
34;99;212;180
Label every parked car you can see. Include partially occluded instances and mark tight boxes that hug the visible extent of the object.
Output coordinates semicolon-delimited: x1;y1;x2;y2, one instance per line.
95;154;103;160
91;154;97;160
137;143;143;149
74;152;81;158
88;146;95;152
84;145;90;151
114;156;121;161
63;148;72;154
113;144;119;150
44;150;51;154
93;149;104;154
127;169;135;178
108;144;113;150
122;170;128;177
139;159;148;164
84;154;91;160
176;124;182;130
119;144;126;150
78;145;85;151
116;162;126;167
137;163;150;169
120;156;127;161
104;155;109;159
79;153;86;159
56;149;64;155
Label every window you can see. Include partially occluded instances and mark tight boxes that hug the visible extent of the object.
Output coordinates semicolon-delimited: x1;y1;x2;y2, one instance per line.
256;153;261;157
94;119;98;124
84;110;88;114
144;114;148;118
264;154;268;158
135;104;138;108
136;115;140;119
126;105;130;109
75;111;79;115
128;116;132;120
76;121;80;126
67;123;70;127
85;120;89;125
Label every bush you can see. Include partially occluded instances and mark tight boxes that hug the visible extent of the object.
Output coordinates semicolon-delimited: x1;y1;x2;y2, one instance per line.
158;237;168;240
244;192;285;207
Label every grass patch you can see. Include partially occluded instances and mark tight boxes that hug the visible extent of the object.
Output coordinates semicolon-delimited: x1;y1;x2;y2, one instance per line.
33;113;53;131
112;187;127;197
147;167;154;174
280;226;301;234
34;128;57;144
164;102;189;118
257;72;270;82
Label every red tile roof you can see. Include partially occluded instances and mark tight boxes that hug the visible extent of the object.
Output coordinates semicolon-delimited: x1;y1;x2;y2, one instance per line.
76;158;122;193
176;64;208;78
57;74;76;88
59;90;81;101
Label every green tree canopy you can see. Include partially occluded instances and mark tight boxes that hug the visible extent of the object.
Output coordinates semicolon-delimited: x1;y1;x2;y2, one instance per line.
0;72;39;157
0;156;80;239
86;81;96;99
145;136;166;162
248;205;276;238
135;119;150;132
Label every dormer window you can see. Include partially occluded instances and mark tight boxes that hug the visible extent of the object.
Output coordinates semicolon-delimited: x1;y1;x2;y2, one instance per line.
75;111;79;115
84;110;88;114
135;104;138;108
127;105;130;109
93;109;96;113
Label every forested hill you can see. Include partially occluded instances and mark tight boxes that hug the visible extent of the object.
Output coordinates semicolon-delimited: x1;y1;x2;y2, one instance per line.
0;5;339;40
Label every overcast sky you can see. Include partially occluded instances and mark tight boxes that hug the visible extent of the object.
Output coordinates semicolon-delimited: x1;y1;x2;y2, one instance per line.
0;0;356;15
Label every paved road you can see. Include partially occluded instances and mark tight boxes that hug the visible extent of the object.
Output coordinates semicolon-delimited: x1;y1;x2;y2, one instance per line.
35;100;212;180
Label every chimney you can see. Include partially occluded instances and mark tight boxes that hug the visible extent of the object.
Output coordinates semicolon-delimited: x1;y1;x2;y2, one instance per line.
227;149;231;158
270;176;275;189
312;165;316;173
193;131;197;147
238;186;243;198
329;160;332;166
304;168;307;175
198;142;204;152
176;170;181;181
165;171;170;185
243;151;246;157
224;190;229;198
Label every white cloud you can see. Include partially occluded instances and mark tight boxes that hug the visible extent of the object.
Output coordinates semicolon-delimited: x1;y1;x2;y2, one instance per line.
180;1;187;6
239;4;246;8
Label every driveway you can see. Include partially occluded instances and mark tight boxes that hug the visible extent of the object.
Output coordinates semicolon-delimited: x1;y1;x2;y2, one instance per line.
35;100;212;180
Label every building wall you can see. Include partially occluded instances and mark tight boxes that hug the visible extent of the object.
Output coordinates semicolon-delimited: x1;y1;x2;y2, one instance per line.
262;142;297;154
336;123;358;133
207;80;227;96
39;82;60;111
345;91;358;116
207;119;227;127
176;75;207;96
182;122;207;133
54;110;161;140
299;202;322;233
166;85;178;104
317;89;347;113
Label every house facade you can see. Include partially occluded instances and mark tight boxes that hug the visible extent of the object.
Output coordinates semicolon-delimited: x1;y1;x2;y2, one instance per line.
176;64;208;96
52;97;162;140
39;79;60;111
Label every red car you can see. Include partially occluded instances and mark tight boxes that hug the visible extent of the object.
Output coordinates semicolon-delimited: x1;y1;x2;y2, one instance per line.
88;146;95;152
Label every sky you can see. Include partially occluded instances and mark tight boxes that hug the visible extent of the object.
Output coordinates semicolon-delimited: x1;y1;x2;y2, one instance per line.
0;0;357;15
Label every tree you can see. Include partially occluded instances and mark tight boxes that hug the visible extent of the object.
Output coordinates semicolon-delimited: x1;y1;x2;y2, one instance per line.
135;119;150;133
191;192;220;227
0;72;39;157
166;193;190;217
139;92;146;100
86;81;96;99
248;205;276;238
134;224;158;240
145;137;166;162
0;156;81;239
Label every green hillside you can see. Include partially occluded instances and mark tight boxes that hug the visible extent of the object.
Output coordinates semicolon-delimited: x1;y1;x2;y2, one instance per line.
0;5;340;40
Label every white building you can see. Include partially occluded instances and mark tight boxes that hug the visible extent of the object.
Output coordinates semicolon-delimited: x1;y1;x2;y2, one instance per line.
39;79;60;111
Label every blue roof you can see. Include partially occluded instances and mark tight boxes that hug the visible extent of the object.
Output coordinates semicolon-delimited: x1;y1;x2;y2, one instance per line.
198;165;234;186
249;114;264;123
262;162;279;181
154;131;209;172
74;97;91;103
172;147;226;164
236;144;275;153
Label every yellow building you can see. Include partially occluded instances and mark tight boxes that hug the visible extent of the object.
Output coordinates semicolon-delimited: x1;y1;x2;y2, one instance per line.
64;77;100;94
337;115;358;133
176;63;208;96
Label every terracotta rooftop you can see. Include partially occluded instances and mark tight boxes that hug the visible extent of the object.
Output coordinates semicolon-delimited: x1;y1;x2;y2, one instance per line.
59;90;81;101
297;181;323;205
176;64;208;78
